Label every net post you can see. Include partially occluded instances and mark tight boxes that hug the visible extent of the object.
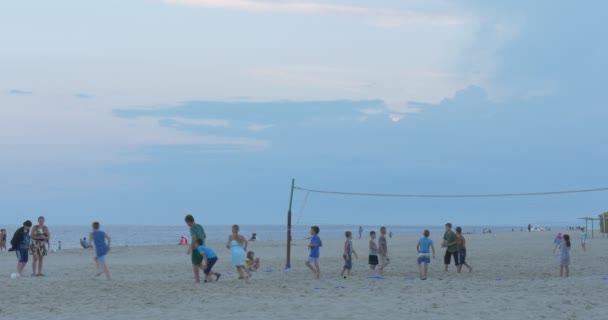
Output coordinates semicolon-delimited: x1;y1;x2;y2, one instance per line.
286;178;295;269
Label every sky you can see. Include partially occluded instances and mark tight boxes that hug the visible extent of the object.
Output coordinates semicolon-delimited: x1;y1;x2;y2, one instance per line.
1;0;607;227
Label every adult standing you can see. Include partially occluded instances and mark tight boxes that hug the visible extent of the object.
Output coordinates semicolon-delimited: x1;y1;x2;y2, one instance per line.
0;228;7;252
358;226;363;240
442;223;459;272
10;220;32;277
30;216;50;276
184;214;206;283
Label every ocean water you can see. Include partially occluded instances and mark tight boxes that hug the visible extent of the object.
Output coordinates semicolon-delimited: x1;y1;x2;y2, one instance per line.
0;224;533;250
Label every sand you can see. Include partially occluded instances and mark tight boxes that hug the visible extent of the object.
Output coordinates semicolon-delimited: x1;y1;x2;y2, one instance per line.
1;230;607;320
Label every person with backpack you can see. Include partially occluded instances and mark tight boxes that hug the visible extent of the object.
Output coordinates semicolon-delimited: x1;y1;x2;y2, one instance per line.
9;220;33;278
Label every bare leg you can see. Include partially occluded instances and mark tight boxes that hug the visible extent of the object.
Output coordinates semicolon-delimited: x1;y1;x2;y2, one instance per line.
32;255;38;275
314;262;320;279
17;262;26;275
100;262;110;280
560;265;564;277
565;265;569;277
236;266;249;283
418;263;423;279
192;264;201;282
305;261;317;278
37;256;44;275
424;263;429;279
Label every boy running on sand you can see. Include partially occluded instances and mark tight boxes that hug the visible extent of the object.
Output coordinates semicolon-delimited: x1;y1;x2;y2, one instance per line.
305;226;321;279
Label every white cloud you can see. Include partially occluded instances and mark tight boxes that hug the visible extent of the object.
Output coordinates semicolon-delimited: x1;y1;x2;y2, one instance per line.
247;123;273;131
163;0;470;27
171;117;232;127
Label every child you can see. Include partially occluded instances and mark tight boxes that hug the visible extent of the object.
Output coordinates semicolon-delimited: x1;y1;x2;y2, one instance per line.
416;229;435;280
305;226;321;279
368;231;379;271
196;238;221;283
378;226;390;273
552;233;563;254
559;234;571;277
455;227;472;273
340;231;358;277
226;224;249;283
245;251;260;272
90;221;111;280
580;228;587;252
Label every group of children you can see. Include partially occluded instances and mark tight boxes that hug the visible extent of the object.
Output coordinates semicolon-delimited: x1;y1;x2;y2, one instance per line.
185;215;260;284
305;223;473;280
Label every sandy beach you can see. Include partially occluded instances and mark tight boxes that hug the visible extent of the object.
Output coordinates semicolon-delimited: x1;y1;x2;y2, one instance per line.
1;230;607;320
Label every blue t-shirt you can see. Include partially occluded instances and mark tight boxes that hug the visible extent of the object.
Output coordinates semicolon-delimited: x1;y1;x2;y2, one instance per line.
197;245;217;259
92;230;108;257
309;235;321;258
418;237;433;254
21;230;30;249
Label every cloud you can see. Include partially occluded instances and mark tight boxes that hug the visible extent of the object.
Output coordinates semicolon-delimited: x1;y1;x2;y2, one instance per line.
358;102;420;122
164;0;470;26
9;89;32;95
247;123;273;131
170;117;232;127
74;93;94;99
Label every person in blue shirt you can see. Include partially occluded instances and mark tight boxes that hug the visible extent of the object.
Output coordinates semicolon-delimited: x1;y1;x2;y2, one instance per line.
196;238;221;283
89;221;111;280
416;229;435;280
305;226;322;279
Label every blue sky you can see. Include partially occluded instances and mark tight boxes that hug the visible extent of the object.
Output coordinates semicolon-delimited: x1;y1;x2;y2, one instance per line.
1;0;607;227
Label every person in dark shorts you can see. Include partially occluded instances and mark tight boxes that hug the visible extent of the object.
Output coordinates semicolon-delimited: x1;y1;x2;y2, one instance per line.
10;220;32;277
196;238;221;283
368;231;379;270
443;223;459;271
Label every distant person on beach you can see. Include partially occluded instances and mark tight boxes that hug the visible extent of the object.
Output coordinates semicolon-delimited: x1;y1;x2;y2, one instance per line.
10;220;32;277
528;224;532;232
57;240;62;250
90;221;111;280
340;231;358;278
552;233;563;254
245;251;260;272
248;233;257;241
389;230;393;238
185;214;206;283
80;237;90;249
455;227;472;273
227;224;249;282
416;229;435;280
358;226;363;240
442;223;459;272
580;228;587;252
179;236;187;245
196;238;221;283
305;226;321;279
30;216;50;276
378;226;390;273
558;234;571;277
368;231;379;271
0;228;7;252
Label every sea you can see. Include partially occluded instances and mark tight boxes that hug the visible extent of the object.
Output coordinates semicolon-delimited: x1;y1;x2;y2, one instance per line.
0;224;549;250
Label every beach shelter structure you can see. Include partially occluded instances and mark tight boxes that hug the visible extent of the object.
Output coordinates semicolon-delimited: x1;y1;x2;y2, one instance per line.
578;217;597;238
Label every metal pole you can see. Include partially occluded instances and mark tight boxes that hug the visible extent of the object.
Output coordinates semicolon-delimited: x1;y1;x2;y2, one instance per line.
286;178;295;269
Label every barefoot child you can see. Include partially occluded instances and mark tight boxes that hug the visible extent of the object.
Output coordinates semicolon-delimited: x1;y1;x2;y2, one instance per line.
245;251;260;272
559;234;571;277
196;238;221;283
455;227;472;273
416;229;435;280
305;226;321;279
368;231;379;271
378;226;390;273
340;231;358;277
90;221;111;280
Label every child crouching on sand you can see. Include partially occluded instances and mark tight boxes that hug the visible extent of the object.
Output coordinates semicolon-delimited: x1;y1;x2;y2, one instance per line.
245;251;260;272
196;238;221;283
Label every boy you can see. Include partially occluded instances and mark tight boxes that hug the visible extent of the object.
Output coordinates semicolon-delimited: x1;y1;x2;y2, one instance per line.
416;230;435;280
196;238;221;283
305;226;321;279
185;214;206;283
455;227;472;273
368;231;379;270
90;221;111;280
10;220;32;277
443;223;459;272
341;231;358;277
378;226;390;273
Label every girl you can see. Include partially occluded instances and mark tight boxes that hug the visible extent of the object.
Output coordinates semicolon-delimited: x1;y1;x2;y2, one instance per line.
30;216;50;276
559;234;571;277
226;224;249;282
